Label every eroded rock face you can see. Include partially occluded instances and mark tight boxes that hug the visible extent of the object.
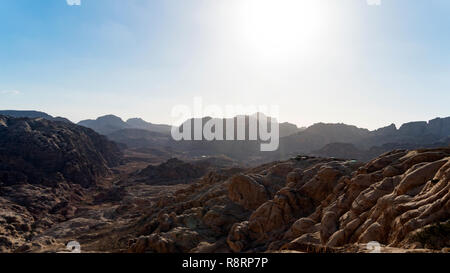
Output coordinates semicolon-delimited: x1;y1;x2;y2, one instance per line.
276;148;450;252
228;174;269;210
126;148;449;253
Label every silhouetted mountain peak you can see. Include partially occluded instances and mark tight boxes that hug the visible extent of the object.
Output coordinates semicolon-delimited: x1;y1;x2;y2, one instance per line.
373;123;397;136
97;114;126;123
126;117;146;124
79;115;171;135
126;117;171;134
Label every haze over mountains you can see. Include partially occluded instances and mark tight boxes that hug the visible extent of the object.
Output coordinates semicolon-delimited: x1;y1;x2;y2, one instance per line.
0;110;72;124
76;113;450;163
276;118;450;161
79;114;450;150
78;115;172;135
1;110;449;164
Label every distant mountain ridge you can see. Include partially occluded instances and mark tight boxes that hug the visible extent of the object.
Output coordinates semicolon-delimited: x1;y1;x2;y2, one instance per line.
78;115;131;135
3;109;449;163
75;113;450;163
273;116;450;161
126;118;172;134
78;113;303;138
0;110;72;123
78;115;172;135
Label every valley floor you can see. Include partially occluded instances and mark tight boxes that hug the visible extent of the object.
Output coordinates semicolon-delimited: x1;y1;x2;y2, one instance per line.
2;148;450;253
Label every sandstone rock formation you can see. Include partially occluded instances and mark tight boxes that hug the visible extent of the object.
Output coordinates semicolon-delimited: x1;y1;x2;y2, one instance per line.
125;148;449;253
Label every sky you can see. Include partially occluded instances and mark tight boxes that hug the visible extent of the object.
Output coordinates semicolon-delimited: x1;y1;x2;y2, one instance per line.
0;0;449;130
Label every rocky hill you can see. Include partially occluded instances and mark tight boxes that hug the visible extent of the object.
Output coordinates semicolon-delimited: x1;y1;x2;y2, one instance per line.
133;158;214;185
0;110;72;123
0;115;122;188
0;115;122;251
133;157;238;185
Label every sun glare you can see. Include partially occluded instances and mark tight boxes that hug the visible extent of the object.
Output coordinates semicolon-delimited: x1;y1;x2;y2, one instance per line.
237;0;329;61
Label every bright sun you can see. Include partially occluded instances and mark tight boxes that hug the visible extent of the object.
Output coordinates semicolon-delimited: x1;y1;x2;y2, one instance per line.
237;0;329;61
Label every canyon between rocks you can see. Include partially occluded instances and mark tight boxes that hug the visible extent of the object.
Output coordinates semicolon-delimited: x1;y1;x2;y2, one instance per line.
0;114;449;253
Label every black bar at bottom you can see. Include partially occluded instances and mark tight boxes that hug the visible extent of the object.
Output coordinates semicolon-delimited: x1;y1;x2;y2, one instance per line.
0;253;446;272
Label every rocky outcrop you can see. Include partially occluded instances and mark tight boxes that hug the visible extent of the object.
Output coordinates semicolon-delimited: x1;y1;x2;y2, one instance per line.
249;148;449;252
428;117;450;137
125;148;449;253
0;115;122;188
0;115;122;252
228;174;270;210
133;158;224;185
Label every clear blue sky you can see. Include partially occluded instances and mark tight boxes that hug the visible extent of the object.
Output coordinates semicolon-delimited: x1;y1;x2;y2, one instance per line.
0;0;449;129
